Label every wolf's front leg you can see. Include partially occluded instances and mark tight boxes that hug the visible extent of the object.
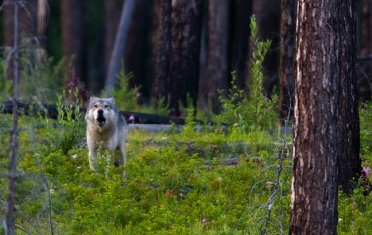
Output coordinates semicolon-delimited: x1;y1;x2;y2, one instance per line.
118;143;127;177
88;149;97;170
118;143;126;166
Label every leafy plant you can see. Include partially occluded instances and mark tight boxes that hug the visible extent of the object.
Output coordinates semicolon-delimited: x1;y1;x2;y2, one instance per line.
213;15;278;133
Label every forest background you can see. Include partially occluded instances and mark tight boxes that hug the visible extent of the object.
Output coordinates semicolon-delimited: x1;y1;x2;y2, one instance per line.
1;0;371;115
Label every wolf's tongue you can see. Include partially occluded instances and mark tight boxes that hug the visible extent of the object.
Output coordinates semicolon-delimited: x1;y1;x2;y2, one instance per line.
96;117;106;127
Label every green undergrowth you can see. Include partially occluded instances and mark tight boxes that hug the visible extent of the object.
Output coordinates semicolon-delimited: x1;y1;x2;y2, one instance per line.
0;106;371;234
0;113;293;234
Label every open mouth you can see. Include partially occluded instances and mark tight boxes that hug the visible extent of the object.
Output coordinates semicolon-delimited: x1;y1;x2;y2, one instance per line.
96;116;106;127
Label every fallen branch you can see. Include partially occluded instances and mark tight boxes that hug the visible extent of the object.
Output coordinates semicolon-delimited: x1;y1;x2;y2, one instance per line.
0;101;187;124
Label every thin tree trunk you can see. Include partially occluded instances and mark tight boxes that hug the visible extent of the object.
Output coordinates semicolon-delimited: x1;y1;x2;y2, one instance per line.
104;0;136;97
5;1;20;234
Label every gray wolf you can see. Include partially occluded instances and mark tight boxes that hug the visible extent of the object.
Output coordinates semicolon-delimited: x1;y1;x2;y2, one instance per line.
85;96;128;170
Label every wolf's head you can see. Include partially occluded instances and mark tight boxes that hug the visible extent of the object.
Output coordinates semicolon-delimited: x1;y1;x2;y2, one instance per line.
85;97;118;129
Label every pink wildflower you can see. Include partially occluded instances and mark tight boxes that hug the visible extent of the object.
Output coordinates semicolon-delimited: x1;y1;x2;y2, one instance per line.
362;167;371;175
67;80;75;89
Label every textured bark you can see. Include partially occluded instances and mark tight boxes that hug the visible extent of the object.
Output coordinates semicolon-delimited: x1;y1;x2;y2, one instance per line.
290;0;360;233
61;0;83;80
207;0;230;113
279;0;295;122
168;0;203;116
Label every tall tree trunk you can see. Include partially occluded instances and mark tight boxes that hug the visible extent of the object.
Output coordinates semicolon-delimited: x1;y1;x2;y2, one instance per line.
252;0;280;98
168;0;203;116
6;2;20;234
290;0;360;233
337;0;361;195
124;0;151;103
61;0;83;81
152;0;171;105
279;0;295;122
358;1;372;102
207;0;230;113
230;0;252;90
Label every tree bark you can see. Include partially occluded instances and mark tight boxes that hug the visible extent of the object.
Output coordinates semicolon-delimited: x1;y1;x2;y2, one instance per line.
168;0;203;116
337;0;361;195
229;0;252;91
207;0;230;113
252;0;281;98
152;0;172;106
290;0;360;233
279;0;295;122
358;1;372;102
61;0;84;81
124;0;152;103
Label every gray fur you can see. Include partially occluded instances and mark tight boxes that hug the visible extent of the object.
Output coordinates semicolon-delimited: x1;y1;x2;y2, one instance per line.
85;97;128;170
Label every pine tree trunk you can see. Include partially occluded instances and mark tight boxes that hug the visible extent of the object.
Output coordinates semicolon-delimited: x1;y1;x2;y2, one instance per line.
152;0;172;105
124;0;151;102
61;0;83;80
252;0;280;98
279;0;295;122
168;0;203;116
337;0;361;195
290;0;359;233
230;0;252;91
206;0;229;113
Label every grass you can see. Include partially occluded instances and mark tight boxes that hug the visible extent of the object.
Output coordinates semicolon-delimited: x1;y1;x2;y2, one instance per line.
0;113;294;234
0;108;370;234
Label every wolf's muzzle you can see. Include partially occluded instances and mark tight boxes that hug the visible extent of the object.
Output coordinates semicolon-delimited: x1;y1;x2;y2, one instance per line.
96;109;106;127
